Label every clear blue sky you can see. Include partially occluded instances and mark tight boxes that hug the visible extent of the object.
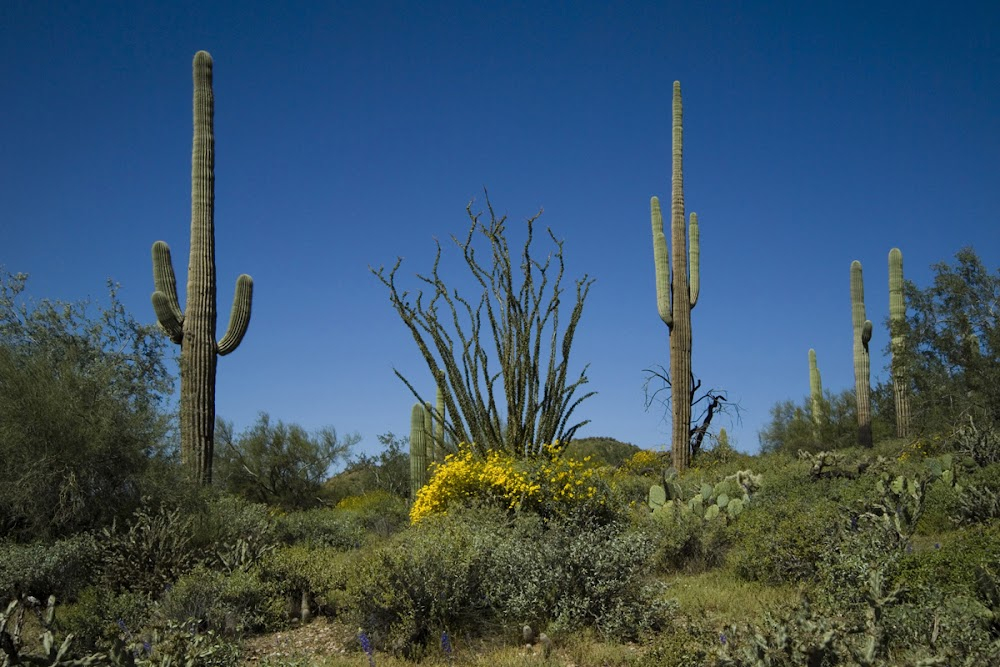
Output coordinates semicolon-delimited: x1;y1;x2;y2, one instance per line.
3;1;998;456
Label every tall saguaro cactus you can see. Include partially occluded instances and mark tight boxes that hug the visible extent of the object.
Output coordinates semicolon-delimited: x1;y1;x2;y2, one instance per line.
150;51;254;485
888;248;911;438
808;348;824;433
652;81;700;471
850;260;873;447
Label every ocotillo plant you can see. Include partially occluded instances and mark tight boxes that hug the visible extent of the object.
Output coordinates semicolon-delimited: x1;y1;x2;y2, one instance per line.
150;51;253;485
851;260;873;447
809;348;824;433
889;248;911;438
410;402;429;500
652;81;700;471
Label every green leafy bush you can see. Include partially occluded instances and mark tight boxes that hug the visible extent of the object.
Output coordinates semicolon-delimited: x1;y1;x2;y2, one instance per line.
159;564;284;635
343;506;670;656
727;490;842;585
0;533;99;603
56;586;152;653
335;490;409;539
259;544;353;616
275;507;365;549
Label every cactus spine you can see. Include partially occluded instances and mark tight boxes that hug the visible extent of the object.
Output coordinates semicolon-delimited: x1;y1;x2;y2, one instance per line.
410;402;429;500
809;348;824;433
150;51;253;485
652;81;700;471
888;248;911;438
851;260;873;447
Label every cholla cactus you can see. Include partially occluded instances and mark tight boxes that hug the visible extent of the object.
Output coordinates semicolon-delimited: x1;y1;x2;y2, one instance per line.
652;81;701;471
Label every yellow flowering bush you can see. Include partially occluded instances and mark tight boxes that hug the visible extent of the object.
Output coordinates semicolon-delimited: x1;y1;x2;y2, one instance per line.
410;443;615;524
618;449;663;475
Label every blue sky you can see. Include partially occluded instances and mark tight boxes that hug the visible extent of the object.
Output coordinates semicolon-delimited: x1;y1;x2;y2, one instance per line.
3;1;998;457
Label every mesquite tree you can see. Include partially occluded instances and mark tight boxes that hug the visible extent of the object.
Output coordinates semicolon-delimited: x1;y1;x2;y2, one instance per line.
149;51;253;485
651;81;701;471
374;197;594;459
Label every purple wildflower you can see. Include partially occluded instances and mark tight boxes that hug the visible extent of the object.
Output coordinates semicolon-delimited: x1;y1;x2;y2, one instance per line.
720;633;727;645
358;629;375;667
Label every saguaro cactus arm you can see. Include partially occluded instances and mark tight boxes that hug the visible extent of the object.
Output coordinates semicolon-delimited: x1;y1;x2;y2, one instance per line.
218;274;254;355
651;197;672;327
151;241;184;342
688;212;700;308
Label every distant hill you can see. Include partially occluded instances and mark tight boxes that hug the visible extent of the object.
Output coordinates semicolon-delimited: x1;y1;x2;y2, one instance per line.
563;436;642;467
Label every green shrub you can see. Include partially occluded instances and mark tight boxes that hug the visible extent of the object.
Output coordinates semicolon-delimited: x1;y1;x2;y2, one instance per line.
895;523;1000;598
159;564;284;635
259;544;353;616
342;506;670;656
56;586;152;653
727;492;841;585
275;507;365;549
335;490;410;538
0;533;99;603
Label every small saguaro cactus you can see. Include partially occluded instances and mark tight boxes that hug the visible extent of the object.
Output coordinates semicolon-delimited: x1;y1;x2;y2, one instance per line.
652;81;700;472
150;51;253;485
888;248;911;438
851;260;873;447
808;348;824;433
410;402;430;500
434;369;446;463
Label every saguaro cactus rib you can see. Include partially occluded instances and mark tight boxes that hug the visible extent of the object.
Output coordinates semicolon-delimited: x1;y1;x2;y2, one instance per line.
888;248;911;438
651;81;700;471
851;260;873;448
149;51;254;485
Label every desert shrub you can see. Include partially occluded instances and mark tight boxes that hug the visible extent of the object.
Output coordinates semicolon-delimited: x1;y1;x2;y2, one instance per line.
0;533;99;604
343;510;493;657
335;490;410;538
343;506;669;656
916;475;963;533
98;502;199;597
159;564;284;635
727;491;842;585
275;507;364;549
258;544;353;616
55;586;152;653
895;523;1000;598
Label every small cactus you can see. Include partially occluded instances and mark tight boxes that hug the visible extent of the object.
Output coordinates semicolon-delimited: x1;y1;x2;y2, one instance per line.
808;349;824;436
